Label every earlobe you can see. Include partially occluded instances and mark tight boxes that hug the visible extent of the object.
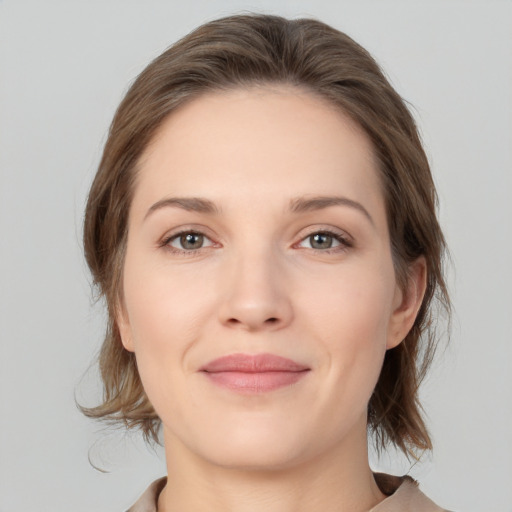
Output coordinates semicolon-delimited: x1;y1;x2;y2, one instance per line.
116;303;135;352
386;257;427;350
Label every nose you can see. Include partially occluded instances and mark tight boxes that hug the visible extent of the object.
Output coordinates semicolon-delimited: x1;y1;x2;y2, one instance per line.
217;249;293;332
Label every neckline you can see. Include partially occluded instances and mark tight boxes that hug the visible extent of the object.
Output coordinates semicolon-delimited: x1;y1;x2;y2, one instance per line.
129;473;414;512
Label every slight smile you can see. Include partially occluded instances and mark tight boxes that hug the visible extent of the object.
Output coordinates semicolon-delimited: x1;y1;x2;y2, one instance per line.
199;353;311;393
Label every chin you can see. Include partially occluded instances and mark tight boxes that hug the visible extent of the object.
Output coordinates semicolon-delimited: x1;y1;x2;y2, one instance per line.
207;440;307;472
185;416;313;471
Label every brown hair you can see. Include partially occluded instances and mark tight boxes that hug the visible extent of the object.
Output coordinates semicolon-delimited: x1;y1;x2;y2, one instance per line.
81;13;450;458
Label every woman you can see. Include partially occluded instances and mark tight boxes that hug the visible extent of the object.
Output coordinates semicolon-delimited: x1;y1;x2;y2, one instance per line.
82;14;451;512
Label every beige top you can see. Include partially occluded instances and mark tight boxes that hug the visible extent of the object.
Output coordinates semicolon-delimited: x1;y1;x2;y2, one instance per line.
126;473;451;511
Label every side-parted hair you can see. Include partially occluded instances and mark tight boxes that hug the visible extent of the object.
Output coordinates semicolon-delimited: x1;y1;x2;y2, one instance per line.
81;13;450;459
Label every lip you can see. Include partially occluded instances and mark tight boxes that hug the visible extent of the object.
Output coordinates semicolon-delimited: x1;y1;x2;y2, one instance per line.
199;353;310;393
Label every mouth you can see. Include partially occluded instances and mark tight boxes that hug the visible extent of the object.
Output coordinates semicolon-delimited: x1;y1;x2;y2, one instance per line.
199;353;311;393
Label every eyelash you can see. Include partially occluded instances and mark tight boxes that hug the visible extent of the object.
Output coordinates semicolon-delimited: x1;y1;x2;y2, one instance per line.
160;230;216;256
295;229;353;254
160;228;353;256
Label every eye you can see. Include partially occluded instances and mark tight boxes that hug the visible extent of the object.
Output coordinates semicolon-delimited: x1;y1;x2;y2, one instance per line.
164;231;214;252
297;230;351;251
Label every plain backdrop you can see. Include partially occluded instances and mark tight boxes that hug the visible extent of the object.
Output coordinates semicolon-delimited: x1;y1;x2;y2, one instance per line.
1;1;511;511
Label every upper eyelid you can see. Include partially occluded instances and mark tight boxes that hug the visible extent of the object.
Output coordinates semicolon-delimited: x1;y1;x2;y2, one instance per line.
160;230;217;255
161;226;350;237
158;224;353;248
160;225;218;244
295;233;351;250
296;225;353;242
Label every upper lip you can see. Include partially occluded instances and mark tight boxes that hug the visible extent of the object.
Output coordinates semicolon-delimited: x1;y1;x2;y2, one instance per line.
200;353;310;373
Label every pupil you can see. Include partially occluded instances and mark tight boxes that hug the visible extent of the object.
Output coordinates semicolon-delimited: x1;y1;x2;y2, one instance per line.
311;233;332;249
181;233;203;249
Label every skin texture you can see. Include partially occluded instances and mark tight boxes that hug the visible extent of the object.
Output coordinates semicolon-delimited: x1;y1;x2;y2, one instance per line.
118;86;426;512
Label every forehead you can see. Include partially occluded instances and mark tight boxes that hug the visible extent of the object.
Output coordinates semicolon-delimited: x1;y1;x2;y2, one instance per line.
132;85;384;222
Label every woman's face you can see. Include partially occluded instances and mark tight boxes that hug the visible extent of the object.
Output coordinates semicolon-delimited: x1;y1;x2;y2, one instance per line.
119;86;421;470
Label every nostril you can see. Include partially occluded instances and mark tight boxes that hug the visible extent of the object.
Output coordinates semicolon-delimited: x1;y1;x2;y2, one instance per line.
227;317;278;326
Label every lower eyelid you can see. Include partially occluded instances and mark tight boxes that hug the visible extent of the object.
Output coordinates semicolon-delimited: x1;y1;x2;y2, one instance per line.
169;232;214;248
298;230;352;248
159;228;352;253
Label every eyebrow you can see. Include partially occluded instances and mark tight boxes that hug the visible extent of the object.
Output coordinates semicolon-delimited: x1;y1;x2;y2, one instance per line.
144;197;220;220
289;195;374;225
144;194;374;225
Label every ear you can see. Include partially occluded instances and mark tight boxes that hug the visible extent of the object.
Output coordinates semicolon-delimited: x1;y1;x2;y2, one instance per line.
116;302;135;353
387;256;427;350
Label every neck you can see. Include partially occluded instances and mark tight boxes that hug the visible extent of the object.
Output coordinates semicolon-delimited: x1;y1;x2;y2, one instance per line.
158;425;385;512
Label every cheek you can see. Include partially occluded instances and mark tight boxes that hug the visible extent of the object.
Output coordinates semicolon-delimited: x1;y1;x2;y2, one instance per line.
298;260;395;394
122;250;213;349
120;253;214;412
300;258;395;346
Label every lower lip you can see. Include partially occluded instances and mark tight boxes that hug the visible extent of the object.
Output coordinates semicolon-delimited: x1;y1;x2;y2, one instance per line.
203;370;309;393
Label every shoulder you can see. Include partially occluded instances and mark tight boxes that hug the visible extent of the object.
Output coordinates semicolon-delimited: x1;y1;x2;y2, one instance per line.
372;473;454;512
125;477;167;512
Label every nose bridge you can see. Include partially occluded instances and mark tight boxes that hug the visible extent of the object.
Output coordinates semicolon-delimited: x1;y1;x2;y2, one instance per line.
218;241;293;331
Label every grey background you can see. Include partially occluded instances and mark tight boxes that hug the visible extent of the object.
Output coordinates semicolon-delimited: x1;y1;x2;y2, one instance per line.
1;1;511;511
